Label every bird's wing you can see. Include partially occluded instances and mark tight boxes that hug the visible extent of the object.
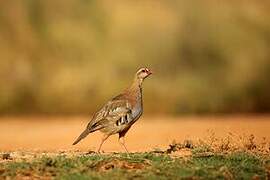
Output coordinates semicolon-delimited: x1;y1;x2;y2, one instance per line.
86;97;132;131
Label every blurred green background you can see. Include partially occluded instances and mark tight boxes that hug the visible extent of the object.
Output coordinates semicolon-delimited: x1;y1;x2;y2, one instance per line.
0;0;270;115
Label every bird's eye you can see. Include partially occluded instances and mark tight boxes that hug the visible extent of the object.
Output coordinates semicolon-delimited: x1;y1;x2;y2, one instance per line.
142;70;146;73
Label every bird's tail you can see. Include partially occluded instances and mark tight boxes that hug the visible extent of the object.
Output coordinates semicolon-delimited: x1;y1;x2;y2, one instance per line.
72;129;90;145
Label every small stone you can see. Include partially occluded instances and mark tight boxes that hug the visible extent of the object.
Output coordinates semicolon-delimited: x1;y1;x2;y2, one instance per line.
2;153;12;160
86;150;96;155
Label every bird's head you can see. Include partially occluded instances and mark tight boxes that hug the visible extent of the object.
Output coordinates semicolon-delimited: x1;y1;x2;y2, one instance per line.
135;67;152;81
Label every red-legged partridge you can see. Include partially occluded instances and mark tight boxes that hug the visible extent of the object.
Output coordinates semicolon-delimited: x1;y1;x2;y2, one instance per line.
72;67;152;153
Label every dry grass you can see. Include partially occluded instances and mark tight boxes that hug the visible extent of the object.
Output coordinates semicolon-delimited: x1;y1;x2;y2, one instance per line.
166;132;270;157
195;130;270;154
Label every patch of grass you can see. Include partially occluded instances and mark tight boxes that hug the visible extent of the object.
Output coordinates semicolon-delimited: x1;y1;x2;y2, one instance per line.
192;144;213;155
191;152;266;179
1;161;31;177
0;152;269;179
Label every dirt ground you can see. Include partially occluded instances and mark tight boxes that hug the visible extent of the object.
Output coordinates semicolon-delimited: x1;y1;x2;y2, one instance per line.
0;115;269;152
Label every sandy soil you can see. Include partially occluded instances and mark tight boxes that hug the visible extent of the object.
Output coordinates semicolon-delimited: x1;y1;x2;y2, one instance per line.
0;115;269;152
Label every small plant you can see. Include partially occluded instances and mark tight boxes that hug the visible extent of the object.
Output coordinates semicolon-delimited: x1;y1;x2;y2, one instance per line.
166;139;194;153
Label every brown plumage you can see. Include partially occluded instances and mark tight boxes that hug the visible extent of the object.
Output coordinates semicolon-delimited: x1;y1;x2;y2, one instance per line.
72;67;152;153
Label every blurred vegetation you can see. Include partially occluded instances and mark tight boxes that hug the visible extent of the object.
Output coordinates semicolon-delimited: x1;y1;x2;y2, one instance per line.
0;0;270;115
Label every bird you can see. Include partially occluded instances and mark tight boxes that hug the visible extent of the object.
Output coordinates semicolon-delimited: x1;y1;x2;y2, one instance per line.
72;67;152;153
